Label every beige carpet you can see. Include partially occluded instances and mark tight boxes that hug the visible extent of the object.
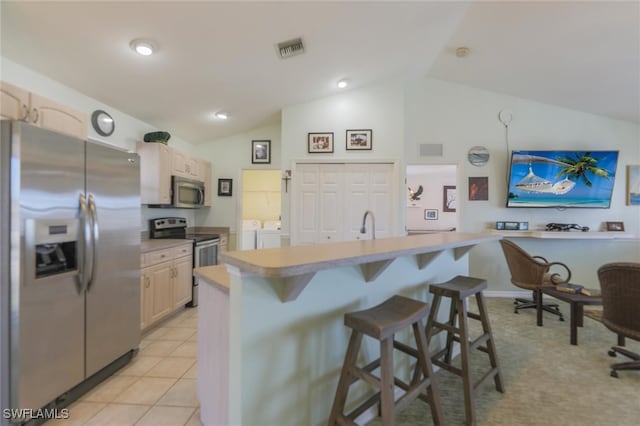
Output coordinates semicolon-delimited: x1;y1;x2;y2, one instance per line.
369;297;640;426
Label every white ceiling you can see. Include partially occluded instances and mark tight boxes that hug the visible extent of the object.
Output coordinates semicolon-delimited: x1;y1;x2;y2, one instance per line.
2;1;638;144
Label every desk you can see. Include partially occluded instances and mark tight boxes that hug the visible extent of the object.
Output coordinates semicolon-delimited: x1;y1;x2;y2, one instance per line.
541;287;602;345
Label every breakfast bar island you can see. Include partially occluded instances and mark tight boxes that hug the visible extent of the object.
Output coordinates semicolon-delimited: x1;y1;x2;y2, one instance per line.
194;232;500;426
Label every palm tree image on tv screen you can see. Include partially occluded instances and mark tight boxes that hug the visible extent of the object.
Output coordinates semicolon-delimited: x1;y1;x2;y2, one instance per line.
506;151;619;208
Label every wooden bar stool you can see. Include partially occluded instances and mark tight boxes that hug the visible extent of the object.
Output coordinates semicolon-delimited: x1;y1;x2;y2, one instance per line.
328;295;443;426
425;276;504;426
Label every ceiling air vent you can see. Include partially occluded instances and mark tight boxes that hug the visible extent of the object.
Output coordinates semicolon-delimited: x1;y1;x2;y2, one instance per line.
277;37;305;59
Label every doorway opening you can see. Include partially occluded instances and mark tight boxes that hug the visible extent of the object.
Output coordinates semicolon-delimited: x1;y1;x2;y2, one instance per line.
406;165;458;234
238;169;282;249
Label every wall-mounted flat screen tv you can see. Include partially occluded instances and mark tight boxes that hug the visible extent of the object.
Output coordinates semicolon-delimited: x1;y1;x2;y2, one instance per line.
506;150;619;208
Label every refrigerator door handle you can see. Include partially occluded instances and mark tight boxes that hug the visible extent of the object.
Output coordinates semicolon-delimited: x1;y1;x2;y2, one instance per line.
78;193;91;293
87;194;99;289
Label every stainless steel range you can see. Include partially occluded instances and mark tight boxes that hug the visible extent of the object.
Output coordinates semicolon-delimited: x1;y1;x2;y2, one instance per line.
149;217;219;307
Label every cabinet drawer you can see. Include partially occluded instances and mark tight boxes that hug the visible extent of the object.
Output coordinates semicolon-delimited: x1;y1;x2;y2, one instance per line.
146;248;173;266
172;244;192;258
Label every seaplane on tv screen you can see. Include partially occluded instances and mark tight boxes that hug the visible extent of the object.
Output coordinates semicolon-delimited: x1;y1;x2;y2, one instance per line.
506;150;619;208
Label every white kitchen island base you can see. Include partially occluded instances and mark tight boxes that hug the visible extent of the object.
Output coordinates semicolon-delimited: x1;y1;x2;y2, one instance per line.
195;233;500;426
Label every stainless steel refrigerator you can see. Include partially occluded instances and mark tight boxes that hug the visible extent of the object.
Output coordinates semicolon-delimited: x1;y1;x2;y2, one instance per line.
0;120;141;418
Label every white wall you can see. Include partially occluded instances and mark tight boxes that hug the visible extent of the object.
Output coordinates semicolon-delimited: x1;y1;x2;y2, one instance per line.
280;80;406;237
405;78;640;288
193;124;281;233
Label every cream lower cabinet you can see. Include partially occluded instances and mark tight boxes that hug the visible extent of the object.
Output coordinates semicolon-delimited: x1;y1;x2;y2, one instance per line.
141;243;193;331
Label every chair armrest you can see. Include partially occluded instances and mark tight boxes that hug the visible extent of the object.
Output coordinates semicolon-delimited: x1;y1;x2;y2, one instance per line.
533;255;549;264
547;261;572;284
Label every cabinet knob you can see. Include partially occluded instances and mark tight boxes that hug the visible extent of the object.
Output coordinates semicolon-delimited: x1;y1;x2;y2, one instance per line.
21;104;30;121
31;108;39;123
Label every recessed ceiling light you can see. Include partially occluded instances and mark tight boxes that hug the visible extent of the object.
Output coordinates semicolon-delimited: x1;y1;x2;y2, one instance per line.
130;39;155;56
214;112;228;120
337;79;348;89
455;46;471;58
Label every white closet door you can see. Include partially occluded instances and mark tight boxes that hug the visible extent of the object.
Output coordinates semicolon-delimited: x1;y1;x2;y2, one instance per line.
296;164;320;245
293;162;395;245
318;164;343;243
369;163;393;238
344;163;393;241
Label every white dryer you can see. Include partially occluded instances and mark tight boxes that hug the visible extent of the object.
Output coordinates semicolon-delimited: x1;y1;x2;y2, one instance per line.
239;219;261;250
257;221;281;249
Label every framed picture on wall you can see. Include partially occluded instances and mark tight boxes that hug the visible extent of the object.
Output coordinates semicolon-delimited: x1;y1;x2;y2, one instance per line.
251;140;271;164
606;221;625;232
424;209;438;220
308;132;334;153
218;178;233;196
346;129;372;150
443;185;456;212
469;177;488;201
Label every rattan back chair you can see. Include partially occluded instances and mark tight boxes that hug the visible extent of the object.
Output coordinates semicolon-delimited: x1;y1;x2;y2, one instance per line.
597;262;640;378
499;239;572;325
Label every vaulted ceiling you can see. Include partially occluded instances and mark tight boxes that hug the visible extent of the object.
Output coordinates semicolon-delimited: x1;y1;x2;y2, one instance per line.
2;1;638;144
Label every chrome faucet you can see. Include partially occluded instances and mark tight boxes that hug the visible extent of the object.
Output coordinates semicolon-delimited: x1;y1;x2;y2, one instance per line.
360;210;376;240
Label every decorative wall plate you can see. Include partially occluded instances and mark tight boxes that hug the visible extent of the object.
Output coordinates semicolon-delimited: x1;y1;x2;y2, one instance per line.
468;146;490;166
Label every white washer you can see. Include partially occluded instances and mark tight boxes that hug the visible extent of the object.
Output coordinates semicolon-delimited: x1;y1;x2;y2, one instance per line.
257;221;281;249
239;219;261;250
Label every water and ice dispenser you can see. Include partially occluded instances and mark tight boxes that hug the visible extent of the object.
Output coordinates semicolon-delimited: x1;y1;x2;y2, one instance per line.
26;219;79;279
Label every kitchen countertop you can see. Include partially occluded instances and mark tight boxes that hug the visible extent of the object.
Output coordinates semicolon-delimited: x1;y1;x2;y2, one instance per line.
141;238;191;253
220;232;499;278
218;232;500;301
194;265;229;293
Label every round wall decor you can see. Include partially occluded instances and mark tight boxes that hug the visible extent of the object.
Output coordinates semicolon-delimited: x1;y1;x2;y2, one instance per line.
91;110;115;137
468;146;490;167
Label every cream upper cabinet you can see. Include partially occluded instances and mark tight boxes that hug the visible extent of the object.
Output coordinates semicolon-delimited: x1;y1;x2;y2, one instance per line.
138;142;173;205
0;81;87;139
0;81;30;121
199;159;212;206
172;150;189;177
30;93;87;140
172;151;200;179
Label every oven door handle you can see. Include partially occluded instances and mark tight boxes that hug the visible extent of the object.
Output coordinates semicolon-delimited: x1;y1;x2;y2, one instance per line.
195;239;220;249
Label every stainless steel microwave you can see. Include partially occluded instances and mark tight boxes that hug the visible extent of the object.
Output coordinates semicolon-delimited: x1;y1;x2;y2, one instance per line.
172;176;205;208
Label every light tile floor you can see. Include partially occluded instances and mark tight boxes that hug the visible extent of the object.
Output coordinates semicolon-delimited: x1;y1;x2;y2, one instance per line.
47;307;201;426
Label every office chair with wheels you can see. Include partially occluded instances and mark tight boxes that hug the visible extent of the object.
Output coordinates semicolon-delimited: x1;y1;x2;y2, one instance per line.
499;239;571;325
597;262;640;378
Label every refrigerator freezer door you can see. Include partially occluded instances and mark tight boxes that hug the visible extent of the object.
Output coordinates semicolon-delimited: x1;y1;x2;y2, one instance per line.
11;122;85;410
85;142;141;377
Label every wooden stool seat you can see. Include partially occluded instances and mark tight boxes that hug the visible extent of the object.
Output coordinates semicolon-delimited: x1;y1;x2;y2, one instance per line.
425;275;504;426
329;295;443;426
345;295;430;339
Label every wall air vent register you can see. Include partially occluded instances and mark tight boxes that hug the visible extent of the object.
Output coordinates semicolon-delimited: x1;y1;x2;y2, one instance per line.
277;37;305;59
